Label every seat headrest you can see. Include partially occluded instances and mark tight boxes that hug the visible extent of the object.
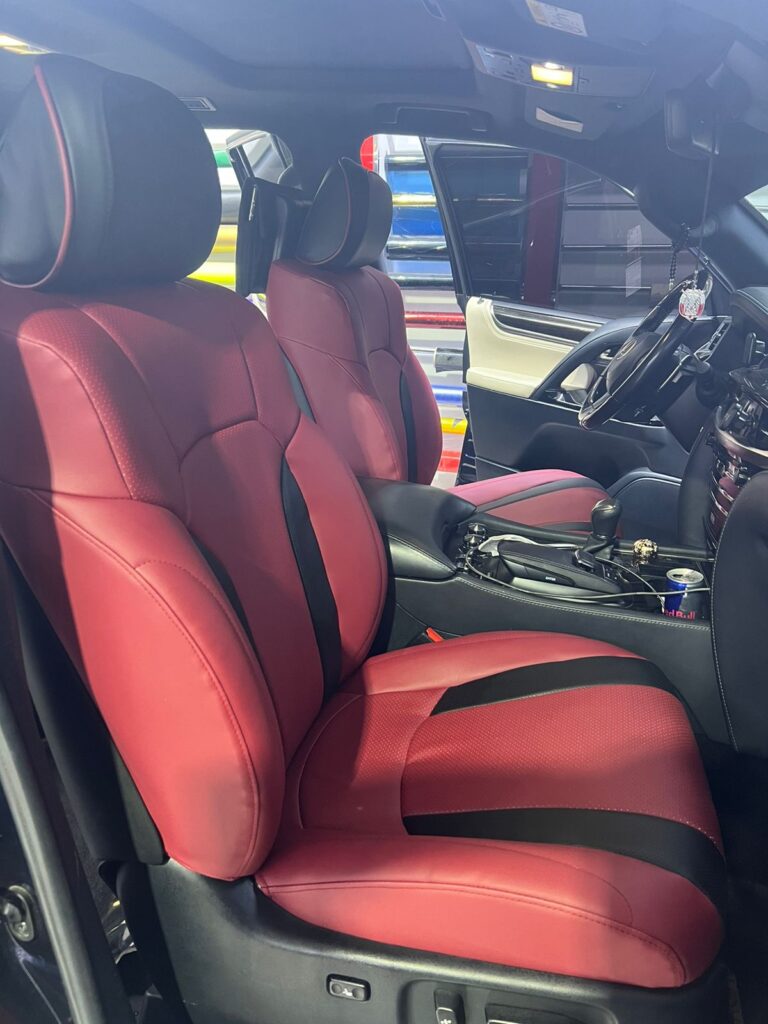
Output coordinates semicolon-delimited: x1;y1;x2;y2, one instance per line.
296;158;392;270
0;55;221;292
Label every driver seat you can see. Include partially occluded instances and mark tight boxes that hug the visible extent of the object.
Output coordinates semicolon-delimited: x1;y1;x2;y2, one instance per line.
266;158;609;529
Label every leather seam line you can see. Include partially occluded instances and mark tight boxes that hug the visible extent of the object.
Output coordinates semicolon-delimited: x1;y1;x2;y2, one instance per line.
132;558;262;680
367;267;407;366
386;531;450;573
336;276;410;467
0;330;132;497
262;829;640;918
478;477;603;514
21;487;263;877
292;693;363;830
709;506;738;746
284;426;386;671
58;301;184;482
430;680;680;714
404;804;721;849
178;417;262;464
400;703;445;832
262;879;685;982
280;333;404;478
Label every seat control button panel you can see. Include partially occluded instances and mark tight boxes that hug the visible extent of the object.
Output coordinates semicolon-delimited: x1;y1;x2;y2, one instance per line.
435;989;465;1024
486;1005;580;1023
327;976;370;1001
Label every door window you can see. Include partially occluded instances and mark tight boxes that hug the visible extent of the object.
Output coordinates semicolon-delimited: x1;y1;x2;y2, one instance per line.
427;141;696;319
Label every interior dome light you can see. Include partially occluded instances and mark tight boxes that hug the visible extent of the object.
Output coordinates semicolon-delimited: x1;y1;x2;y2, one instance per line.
530;62;574;88
0;33;49;55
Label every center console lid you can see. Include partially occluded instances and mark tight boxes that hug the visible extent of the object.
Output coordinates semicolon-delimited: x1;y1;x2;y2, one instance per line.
360;479;472;580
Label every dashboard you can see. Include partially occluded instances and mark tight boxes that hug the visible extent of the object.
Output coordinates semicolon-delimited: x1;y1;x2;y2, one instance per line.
707;288;768;544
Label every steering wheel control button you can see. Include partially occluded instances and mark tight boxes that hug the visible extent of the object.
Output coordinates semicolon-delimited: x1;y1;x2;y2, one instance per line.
327;976;370;1002
435;989;465;1024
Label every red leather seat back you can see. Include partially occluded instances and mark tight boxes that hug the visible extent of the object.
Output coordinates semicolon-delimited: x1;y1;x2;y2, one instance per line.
267;159;443;485
0;56;386;880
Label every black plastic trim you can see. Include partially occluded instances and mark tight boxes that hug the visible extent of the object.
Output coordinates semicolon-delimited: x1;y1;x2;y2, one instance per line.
404;808;726;915
281;351;315;420
192;536;258;649
281;460;342;700
143;860;728;1024
431;655;676;715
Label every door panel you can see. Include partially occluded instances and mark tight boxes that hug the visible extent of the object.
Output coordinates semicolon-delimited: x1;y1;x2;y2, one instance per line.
464;296;574;398
423;138;698;487
468;385;689;488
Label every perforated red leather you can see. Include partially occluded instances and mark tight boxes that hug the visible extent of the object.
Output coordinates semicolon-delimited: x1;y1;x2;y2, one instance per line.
264;631;723;987
268;259;442;483
0;277;387;878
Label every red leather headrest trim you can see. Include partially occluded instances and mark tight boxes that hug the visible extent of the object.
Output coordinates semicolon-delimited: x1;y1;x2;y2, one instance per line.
22;65;75;290
0;54;221;292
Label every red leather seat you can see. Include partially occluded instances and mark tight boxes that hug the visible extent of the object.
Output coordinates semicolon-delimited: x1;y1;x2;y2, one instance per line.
266;158;609;529
0;55;722;1010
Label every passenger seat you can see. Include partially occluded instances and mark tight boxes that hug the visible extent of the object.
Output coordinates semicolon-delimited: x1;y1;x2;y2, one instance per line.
266;158;609;529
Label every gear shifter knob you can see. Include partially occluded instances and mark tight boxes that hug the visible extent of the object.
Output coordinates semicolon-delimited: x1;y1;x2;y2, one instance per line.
589;498;622;545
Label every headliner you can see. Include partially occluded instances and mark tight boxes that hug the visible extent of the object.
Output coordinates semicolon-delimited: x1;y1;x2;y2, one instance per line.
1;0;768;224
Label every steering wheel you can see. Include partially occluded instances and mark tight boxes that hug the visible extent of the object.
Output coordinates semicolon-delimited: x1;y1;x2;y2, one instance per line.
579;269;712;430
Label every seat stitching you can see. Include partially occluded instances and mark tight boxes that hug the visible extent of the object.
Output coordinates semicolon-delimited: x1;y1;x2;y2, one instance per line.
367;267;407;364
284;421;388;671
261;879;686;982
291;693;363;829
0;330;132;497
278;334;405;478
133;558;262;677
178;417;260;463
58;301;184;464
399;705;443;833
21;486;265;877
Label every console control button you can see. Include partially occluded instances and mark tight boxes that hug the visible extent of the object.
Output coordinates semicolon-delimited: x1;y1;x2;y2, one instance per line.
435;989;465;1024
327;976;370;1001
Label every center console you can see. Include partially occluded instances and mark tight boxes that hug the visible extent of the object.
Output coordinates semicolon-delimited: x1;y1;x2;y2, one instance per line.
362;479;727;744
454;499;711;621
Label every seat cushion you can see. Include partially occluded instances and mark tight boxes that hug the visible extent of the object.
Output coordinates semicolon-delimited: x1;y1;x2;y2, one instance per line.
452;470;609;529
258;632;724;989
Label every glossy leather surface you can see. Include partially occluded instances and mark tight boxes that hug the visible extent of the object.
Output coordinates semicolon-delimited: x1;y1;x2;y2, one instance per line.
0;54;723;995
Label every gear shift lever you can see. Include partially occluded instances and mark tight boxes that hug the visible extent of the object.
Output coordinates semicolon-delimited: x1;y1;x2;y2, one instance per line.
574;498;622;568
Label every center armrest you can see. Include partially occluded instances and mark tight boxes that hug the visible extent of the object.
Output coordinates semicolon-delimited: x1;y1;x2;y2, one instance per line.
360;479;474;581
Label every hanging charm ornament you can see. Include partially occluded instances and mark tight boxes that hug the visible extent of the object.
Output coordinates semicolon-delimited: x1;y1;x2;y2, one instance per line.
678;286;706;321
678;273;712;322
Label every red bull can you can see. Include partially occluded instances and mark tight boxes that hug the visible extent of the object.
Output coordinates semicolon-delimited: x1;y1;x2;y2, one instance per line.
663;568;706;620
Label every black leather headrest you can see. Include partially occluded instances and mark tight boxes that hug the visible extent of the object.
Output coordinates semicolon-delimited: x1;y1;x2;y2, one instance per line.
296;158;392;270
0;55;221;291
